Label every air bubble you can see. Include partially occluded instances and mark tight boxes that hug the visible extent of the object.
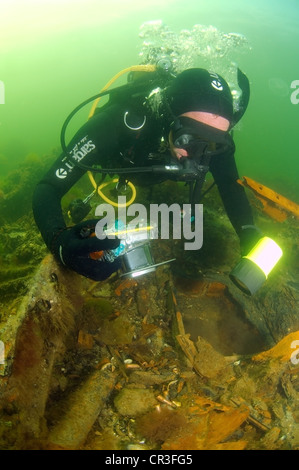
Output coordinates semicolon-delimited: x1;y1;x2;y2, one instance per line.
138;21;252;112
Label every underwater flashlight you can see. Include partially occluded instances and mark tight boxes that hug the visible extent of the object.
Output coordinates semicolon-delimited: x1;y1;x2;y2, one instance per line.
230;236;283;295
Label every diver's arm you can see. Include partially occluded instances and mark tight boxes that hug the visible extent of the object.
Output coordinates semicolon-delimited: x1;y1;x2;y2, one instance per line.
32;108;120;252
33;136;98;251
209;149;254;236
33;180;70;251
32;109;124;280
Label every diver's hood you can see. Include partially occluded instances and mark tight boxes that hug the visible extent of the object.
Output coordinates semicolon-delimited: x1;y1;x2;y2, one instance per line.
166;67;250;131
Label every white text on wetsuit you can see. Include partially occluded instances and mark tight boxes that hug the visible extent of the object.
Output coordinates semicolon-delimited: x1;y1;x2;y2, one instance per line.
55;135;96;179
70;139;96;162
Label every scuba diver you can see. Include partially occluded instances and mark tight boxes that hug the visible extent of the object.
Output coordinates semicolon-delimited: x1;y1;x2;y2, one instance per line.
32;64;262;282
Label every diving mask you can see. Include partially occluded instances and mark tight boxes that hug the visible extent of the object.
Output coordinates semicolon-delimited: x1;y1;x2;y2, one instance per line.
171;116;234;160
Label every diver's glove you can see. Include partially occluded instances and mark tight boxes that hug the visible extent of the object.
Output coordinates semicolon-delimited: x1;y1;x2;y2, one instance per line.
239;225;263;256
51;219;121;281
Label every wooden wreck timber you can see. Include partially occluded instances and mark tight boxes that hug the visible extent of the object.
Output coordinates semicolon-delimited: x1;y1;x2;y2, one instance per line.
1;155;299;449
238;176;299;222
1;247;299;449
0;255;84;442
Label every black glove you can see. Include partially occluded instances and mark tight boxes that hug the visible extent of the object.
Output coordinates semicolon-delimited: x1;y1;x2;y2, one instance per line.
51;219;121;281
239;225;263;256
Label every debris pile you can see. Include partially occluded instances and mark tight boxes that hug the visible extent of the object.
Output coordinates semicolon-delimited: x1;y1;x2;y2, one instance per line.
0;248;299;450
1;159;299;450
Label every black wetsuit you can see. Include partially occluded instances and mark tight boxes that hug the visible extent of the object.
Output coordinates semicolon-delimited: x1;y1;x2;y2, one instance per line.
32;100;254;254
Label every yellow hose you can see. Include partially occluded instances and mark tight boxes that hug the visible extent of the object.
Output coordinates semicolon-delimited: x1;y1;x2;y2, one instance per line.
88;172;136;208
87;64;156;208
88;64;157;119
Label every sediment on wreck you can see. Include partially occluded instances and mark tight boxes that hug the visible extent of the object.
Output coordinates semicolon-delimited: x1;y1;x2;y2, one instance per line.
47;367;119;450
0;255;84;448
0;164;299;449
1;248;299;449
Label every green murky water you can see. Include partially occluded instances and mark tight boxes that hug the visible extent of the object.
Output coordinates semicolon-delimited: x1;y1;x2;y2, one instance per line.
0;0;298;199
1;1;299;450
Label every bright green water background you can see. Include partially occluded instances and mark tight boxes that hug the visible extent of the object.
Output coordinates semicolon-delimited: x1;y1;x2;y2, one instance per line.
0;0;298;200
